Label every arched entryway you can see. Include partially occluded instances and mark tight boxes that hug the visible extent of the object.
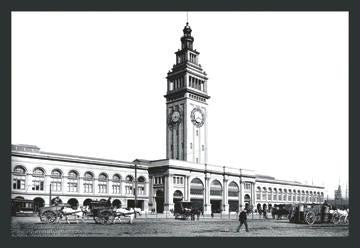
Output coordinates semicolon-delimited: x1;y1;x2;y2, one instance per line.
33;197;45;212
173;190;183;203
228;181;239;212
190;178;204;210
67;198;79;209
112;199;122;208
244;194;251;210
155;190;164;213
50;197;63;205
210;180;222;213
83;198;92;206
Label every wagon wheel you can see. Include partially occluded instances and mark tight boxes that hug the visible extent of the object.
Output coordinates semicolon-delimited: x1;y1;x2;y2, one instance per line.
40;210;57;223
305;211;316;225
332;213;340;225
99;210;114;225
339;215;348;224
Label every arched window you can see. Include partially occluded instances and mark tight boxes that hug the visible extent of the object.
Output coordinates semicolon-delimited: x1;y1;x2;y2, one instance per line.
288;189;292;201
112;174;121;194
268;188;272;201
262;187;267;201
98;173;108;193
113;174;121;182
32;168;45;191
126;175;134;182
283;189;287;202
210;180;222;196
228;181;239;197
293;190;296;201
136;176;146;195
273;188;277;201
190;178;204;196
125;175;134;195
301;190;305;202
67;170;78;192
138;176;146;183
256;187;261;200
51;169;62;178
83;172;94;193
50;169;62;192
98;173;108;181
33;167;45;177
297;190;301;202
278;189;283;201
68;170;78;179
14;166;26;174
12;166;26;190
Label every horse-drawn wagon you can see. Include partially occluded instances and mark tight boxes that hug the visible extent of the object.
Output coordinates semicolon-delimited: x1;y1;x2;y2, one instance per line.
289;203;330;225
174;201;192;220
271;204;292;220
39;203;73;223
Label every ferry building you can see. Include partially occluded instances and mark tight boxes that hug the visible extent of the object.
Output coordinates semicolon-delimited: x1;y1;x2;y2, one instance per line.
11;22;325;214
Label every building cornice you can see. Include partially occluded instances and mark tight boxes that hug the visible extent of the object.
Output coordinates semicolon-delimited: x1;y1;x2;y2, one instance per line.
12;151;148;171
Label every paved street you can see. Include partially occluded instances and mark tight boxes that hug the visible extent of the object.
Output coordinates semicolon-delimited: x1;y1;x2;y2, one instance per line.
11;215;349;237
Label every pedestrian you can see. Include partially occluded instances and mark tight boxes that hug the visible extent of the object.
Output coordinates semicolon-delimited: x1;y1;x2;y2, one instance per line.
236;210;249;232
263;206;268;219
211;211;214;218
196;209;200;220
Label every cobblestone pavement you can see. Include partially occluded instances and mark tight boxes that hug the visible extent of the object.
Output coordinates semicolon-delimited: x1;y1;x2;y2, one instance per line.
11;216;349;237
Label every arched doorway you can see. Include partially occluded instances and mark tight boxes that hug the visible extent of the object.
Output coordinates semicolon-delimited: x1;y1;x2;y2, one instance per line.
210;180;223;213
83;198;92;206
173;190;183;203
155;190;164;213
256;203;262;212
112;199;122;208
33;197;45;212
67;198;79;209
262;203;267;211
190;178;204;211
228;181;239;212
244;194;251;211
50;197;63;205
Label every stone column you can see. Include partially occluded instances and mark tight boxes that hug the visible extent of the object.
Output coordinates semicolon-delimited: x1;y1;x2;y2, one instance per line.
164;175;174;213
187;176;191;201
148;176;154;207
222;178;229;213
94;179;99;195
251;182;256;207
239;179;244;211
78;177;84;195
204;175;211;214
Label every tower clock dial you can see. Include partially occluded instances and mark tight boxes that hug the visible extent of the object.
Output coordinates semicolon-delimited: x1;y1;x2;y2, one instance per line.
191;107;205;127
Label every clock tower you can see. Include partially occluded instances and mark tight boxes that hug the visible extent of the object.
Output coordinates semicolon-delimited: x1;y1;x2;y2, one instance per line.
165;22;210;164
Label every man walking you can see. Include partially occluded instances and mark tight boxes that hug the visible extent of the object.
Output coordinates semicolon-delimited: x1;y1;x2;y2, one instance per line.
237;209;249;232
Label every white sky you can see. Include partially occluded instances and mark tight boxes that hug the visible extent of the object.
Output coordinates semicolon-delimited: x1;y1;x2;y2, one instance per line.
12;12;349;198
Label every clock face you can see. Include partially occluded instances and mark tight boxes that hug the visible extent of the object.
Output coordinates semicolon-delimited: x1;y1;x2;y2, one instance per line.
191;107;205;127
172;111;180;123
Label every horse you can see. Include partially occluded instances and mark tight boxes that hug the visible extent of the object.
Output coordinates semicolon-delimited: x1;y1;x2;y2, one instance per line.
113;207;142;224
332;209;349;224
59;205;89;224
